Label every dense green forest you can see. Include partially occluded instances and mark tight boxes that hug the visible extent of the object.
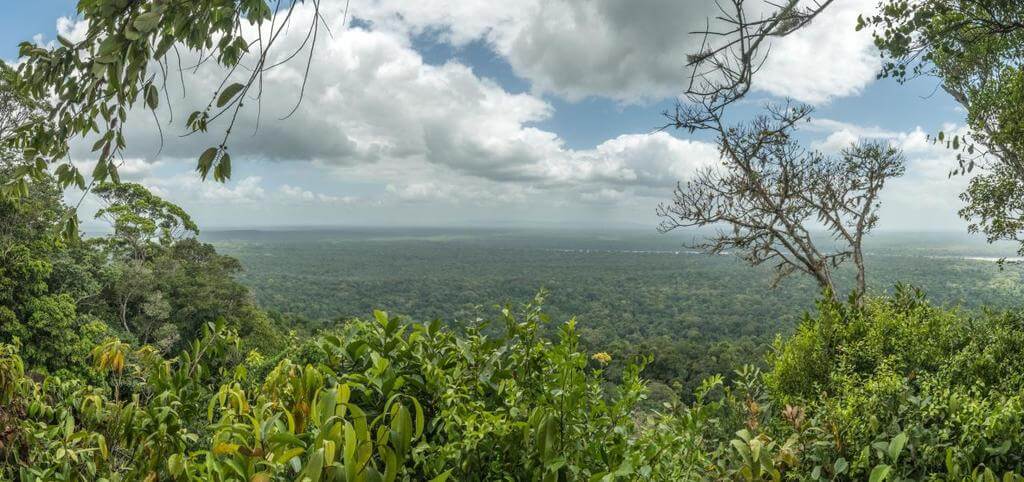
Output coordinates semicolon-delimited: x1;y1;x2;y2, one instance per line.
5;0;1024;480
8;177;1024;480
204;228;1024;397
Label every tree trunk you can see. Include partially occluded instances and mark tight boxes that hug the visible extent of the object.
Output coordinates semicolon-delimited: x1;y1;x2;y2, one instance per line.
120;295;132;334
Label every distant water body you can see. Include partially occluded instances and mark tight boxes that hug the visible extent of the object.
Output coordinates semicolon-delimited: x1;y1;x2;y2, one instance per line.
547;248;1024;264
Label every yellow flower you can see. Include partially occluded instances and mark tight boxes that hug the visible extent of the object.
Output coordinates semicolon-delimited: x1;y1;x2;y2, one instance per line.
591;352;612;365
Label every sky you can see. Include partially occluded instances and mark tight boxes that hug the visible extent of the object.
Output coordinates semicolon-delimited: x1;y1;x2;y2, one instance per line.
2;1;971;232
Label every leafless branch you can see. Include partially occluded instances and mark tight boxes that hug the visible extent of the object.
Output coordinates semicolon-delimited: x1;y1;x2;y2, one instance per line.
680;0;836;120
658;103;905;301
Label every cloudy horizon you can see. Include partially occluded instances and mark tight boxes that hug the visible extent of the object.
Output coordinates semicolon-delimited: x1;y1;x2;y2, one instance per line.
4;0;970;233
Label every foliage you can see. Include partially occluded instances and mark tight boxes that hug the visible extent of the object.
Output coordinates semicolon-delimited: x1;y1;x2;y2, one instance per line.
0;165;281;368
3;0;327;199
93;182;199;259
9;219;1024;480
751;286;1024;480
859;0;1024;254
0;294;666;481
623;289;1024;481
0;163;106;377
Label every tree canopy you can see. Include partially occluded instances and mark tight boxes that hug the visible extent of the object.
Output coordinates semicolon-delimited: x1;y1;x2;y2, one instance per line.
860;0;1024;254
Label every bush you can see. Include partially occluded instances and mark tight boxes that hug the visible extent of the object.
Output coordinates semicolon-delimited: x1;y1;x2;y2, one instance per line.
5;288;1024;480
0;295;663;481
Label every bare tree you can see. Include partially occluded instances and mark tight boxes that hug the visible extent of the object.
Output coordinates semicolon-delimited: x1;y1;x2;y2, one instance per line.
658;103;905;301
685;0;835;119
658;0;905;301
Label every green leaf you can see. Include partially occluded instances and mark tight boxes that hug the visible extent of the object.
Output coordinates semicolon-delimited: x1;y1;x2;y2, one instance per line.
213;152;232;182
343;422;356;478
217;82;245;108
98;36;121;56
428;470;453;482
133;12;162;33
146;84;159;110
167;454;185;476
124;25;141;41
223;458;246;478
374;310;389;327
888;432;908;463
267;432;304;447
62;214;80;243
411;397;424;439
382;447;398;482
197;147;218;180
301;448;324;482
730;439;750;459
92;159;109;181
833;457;848;475
869;464;891;482
393;404;412;458
985;440;1011;455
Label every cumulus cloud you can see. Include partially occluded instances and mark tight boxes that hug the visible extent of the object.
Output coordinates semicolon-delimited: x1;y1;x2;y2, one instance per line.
143;175;267;205
490;0;711;102
35;1;909;228
804;119;973;230
68;20;556;177
355;0;727;103
55;0;876;183
384;178;537;205
755;0;880;104
71;158;165;181
356;0;705;102
278;184;359;204
807;119;900;152
50;6;720;207
567;132;719;187
356;0;880;104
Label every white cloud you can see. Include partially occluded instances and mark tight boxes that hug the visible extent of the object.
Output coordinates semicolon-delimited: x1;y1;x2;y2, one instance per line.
755;0;880;104
143;175;266;205
278;184;359;204
489;0;710;102
73;22;556;177
508;132;720;190
806;119;974;230
356;0;879;105
807;119;899;152
49;6;719;210
580;188;627;204
354;0;733;103
56;16;88;42
34;1;926;230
